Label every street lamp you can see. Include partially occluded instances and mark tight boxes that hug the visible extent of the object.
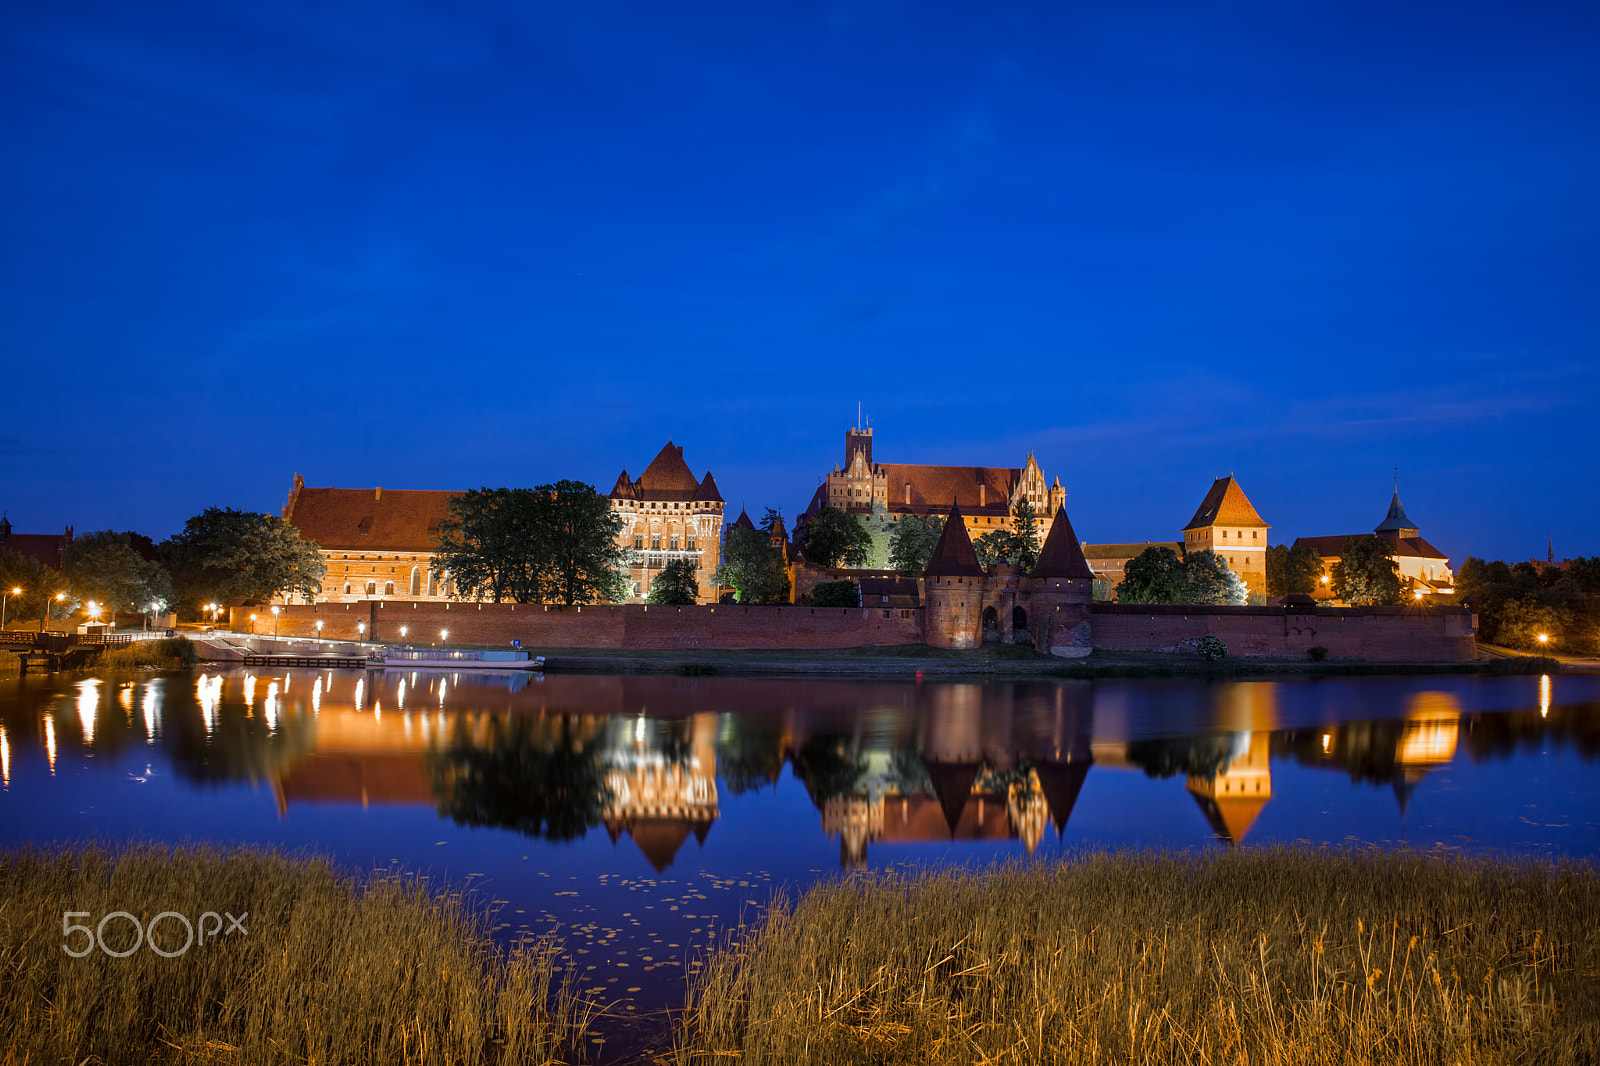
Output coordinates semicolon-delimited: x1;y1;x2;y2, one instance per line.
440;628;449;644
357;621;366;641
249;613;257;635
271;605;281;639
43;591;65;633
1538;633;1550;647
2;586;19;629
399;625;408;646
315;620;324;643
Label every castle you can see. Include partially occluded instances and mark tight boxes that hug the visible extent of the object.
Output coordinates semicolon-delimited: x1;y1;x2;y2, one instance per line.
1293;487;1454;599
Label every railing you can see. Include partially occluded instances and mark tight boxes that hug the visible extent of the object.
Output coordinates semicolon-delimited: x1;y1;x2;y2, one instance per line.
383;647;531;663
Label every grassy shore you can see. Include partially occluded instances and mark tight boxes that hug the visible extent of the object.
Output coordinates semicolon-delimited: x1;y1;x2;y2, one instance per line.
672;848;1600;1066
0;844;596;1065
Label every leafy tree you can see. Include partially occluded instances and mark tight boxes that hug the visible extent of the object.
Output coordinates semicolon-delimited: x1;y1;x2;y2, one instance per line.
529;480;629;605
0;549;76;629
647;558;699;605
715;715;786;796
971;499;1043;570
1495;596;1568;652
802;506;872;569
434;488;538;603
1266;543;1325;597
810;580;859;607
1183;550;1248;606
717;523;790;604
760;508;785;539
1117;546;1188;604
888;514;944;574
165;508;325;607
428;715;611;842
1332;536;1404;606
66;530;175;619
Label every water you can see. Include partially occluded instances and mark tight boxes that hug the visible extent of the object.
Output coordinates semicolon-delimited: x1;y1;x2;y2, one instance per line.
2;667;1597;1056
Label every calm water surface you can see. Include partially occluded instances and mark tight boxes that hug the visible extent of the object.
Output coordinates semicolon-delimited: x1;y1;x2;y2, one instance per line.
2;668;1597;1055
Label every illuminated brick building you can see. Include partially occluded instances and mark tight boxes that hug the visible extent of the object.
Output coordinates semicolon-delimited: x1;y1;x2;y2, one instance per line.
1181;476;1271;598
608;441;725;604
1292;487;1454;600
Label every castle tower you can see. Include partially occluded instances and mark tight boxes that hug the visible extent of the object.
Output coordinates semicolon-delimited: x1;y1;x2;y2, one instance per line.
1027;505;1095;657
1186;731;1272;845
1373;487;1421;540
923;503;986;649
1182;476;1270;598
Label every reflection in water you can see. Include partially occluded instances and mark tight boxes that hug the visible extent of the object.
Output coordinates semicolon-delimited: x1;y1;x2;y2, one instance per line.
5;671;1598;866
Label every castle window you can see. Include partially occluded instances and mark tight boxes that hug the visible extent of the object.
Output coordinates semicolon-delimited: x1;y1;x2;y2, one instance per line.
344;583;351;595
651;534;661;550
634;534;643;550
384;582;394;596
670;535;679;550
1222;531;1228;539
365;581;376;596
688;535;697;550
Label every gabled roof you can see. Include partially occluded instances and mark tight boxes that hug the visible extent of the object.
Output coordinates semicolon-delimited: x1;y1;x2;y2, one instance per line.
731;508;756;531
636;441;702;500
879;463;1020;517
1183;477;1270;531
1;531;71;571
285;486;457;551
924;503;985;577
1374;489;1419;534
1081;542;1183;561
694;470;723;503
1031;507;1094;580
1291;533;1449;561
609;469;636;500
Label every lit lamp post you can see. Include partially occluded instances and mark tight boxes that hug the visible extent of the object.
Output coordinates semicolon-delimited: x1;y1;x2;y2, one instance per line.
271;605;281;639
2;586;19;630
1538;633;1550;652
399;625;408;647
357;622;366;642
315;620;324;643
248;613;257;635
43;591;65;633
440;628;449;646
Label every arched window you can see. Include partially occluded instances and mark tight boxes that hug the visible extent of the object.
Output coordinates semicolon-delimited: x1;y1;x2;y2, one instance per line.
634;534;643;550
344;583;351;596
651;533;661;550
365;581;376;597
410;567;421;596
427;571;437;596
670;534;679;550
687;534;697;551
384;581;395;597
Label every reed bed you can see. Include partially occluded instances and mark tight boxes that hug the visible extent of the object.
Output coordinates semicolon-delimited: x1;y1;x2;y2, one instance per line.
0;843;597;1065
672;848;1600;1065
100;637;198;670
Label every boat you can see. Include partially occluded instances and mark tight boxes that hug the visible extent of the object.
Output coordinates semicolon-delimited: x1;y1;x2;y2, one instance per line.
370;647;546;671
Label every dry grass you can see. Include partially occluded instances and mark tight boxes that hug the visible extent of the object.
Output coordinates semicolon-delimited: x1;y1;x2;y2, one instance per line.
0;843;597;1065
672;848;1600;1065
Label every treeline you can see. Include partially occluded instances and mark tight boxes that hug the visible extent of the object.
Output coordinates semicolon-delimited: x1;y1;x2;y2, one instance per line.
0;509;322;627
1456;556;1600;654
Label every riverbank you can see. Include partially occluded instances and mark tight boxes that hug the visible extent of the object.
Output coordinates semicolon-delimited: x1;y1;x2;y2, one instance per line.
0;844;596;1066
673;848;1600;1066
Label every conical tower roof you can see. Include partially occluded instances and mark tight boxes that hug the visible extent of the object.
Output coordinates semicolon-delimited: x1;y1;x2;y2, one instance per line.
926;761;979;836
1374;489;1419;536
1030;506;1094;579
1188;791;1268;846
1183;477;1270;531
609;469;635;499
924;503;985;577
637;441;701;496
731;508;756;531
694;470;724;503
1033;760;1091;834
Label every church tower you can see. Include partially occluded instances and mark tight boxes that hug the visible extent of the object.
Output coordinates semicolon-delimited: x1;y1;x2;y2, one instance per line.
923;503;986;649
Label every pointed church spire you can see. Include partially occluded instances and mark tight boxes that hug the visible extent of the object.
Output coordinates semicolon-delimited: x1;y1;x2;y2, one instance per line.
924;502;984;577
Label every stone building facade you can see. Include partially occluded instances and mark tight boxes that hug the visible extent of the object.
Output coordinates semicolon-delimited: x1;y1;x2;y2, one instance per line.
804;422;1067;554
1181;476;1271;598
608;441;725;604
281;478;458;605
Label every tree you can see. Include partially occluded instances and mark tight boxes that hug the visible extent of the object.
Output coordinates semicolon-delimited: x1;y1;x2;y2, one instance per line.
802;506;872;569
1266;543;1325;597
1182;550;1248;606
648;558;699;605
1117;546;1188;604
66;530;175;620
888;514;945;574
433;488;540;603
528;480;629;605
165;508;325;608
0;549;76;630
1332;536;1404;606
1495;596;1568;652
717;523;789;604
810;580;860;607
972;499;1043;570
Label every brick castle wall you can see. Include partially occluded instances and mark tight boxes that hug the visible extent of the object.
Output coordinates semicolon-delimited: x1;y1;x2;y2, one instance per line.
228;600;1476;661
1088;604;1477;662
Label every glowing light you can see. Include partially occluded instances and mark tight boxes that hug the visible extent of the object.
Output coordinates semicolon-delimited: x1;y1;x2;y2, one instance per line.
439;678;448;707
197;674;220;734
1321;733;1332;753
44;714;56;773
1537;633;1549;645
354;677;365;712
243;675;257;709
1540;674;1551;718
440;629;449;642
119;686;134;713
312;676;322;716
1320;575;1330;584
142;682;160;741
397;679;407;710
77;679;100;744
1413;589;1425;600
400;626;408;639
1;725;9;788
264;682;280;731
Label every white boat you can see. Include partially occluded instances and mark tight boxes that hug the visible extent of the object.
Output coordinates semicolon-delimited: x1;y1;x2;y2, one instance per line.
371;647;545;671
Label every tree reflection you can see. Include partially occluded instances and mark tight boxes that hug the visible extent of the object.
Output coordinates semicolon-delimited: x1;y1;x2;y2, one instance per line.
429;716;612;841
714;714;785;796
1124;735;1235;779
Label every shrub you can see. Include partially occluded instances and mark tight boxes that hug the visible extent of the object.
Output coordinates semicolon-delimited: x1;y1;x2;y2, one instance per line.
1196;634;1227;661
1308;645;1329;662
810;581;860;608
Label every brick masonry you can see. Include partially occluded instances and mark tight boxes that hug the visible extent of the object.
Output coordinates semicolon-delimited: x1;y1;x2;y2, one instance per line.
229;600;1476;661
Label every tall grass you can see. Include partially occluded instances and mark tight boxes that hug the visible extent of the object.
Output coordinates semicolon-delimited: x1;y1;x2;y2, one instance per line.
0;844;597;1065
673;848;1600;1065
100;637;198;670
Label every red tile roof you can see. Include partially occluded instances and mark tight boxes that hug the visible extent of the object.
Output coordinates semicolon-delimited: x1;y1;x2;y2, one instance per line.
694;470;724;503
924;504;986;577
1292;533;1449;561
285;486;457;552
880;463;1020;517
0;531;71;571
635;442;701;499
1030;507;1094;580
1183;477;1270;531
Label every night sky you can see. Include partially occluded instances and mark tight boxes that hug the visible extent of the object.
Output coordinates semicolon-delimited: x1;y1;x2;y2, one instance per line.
3;1;1596;563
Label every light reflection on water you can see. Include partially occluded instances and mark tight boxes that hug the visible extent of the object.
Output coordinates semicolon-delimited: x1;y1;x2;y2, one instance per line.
2;668;1598;1055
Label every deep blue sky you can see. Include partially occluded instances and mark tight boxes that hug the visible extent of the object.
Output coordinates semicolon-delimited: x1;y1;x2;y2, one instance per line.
3;0;1596;562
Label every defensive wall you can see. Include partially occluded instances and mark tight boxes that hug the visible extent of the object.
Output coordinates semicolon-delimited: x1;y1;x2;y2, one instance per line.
1087;603;1477;662
230;600;924;650
230;600;1478;661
